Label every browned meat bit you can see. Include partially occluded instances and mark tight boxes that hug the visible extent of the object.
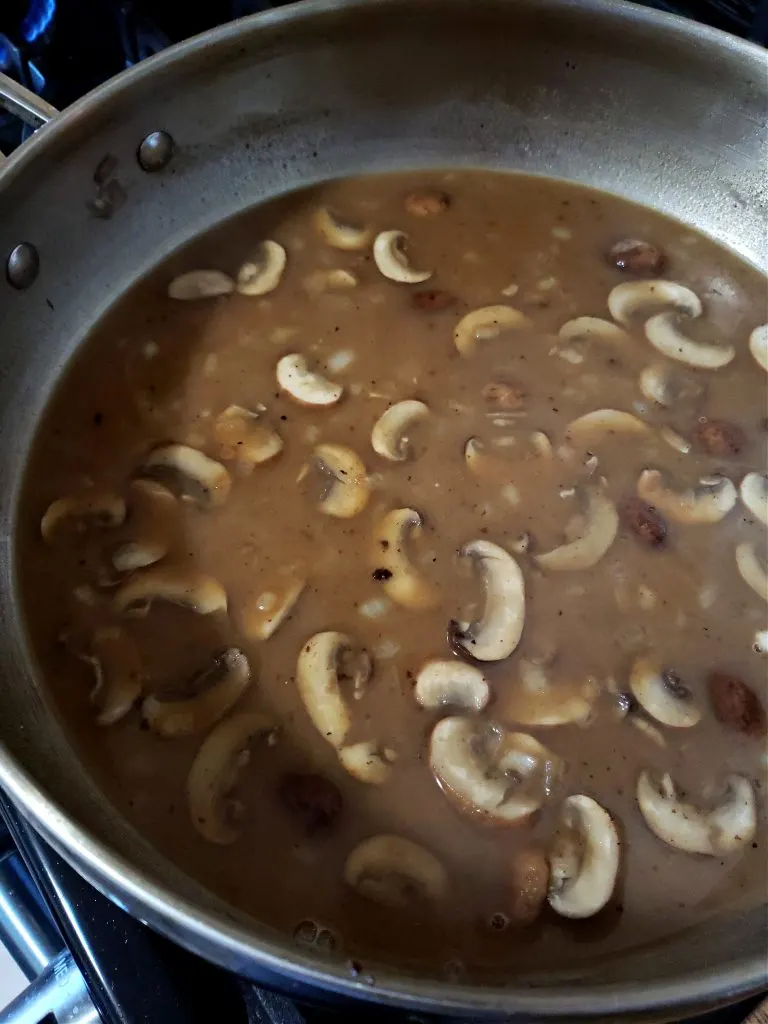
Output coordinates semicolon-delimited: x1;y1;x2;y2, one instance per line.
404;189;451;217
279;772;343;833
619;497;668;549
411;288;458;312
481;378;526;410
693;418;746;457
508;846;549;925
708;672;767;737
608;238;666;275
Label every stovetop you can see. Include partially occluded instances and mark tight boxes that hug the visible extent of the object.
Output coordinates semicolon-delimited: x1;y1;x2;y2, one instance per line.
0;1;766;1022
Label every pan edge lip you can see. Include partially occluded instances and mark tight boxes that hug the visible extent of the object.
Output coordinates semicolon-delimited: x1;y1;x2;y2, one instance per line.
0;0;766;1014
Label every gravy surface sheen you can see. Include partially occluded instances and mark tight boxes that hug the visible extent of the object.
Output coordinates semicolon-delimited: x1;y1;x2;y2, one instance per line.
17;171;768;979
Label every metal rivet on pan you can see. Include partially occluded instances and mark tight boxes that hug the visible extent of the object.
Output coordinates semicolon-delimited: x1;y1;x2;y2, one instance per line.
137;130;175;172
6;243;40;289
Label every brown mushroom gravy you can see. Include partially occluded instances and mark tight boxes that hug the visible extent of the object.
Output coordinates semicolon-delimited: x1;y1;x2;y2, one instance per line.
16;170;768;979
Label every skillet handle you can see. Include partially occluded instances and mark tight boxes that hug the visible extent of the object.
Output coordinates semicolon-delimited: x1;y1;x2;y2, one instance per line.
0;71;58;128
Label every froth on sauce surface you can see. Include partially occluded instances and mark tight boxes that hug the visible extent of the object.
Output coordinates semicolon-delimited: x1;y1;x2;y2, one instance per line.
17;170;768;979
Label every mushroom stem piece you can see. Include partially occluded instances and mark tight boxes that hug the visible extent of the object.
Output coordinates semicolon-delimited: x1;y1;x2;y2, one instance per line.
636;771;756;856
453;540;525;662
548;795;620;919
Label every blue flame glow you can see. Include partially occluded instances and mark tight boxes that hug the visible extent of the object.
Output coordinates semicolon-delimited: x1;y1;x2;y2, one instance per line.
22;0;57;44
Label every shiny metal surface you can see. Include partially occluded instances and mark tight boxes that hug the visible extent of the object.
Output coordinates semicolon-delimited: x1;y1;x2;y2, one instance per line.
0;852;61;979
0;74;58;128
5;243;40;290
0;1;765;1018
0;951;99;1024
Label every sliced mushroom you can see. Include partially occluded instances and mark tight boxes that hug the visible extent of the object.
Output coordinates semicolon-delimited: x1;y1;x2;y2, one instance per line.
235;240;287;296
414;659;490;712
740;473;768;528
430;717;562;824
312;444;370;518
535;488;618;571
371;400;430;461
637;469;737;525
638;362;704;408
464;434;552;481
112;479;177;573
142;647;251;737
187;712;277;844
241;574;305;641
372;230;431;284
644;312;735;369
213;405;283;470
338;741;396;785
565;409;652;445
297;631;371;748
636;770;756;856
276;354;343;407
498;659;597;727
607;280;701;326
452;540;525;662
735;542;768;602
74;627;143;726
313;207;372;251
303;268;358;296
113;565;227;615
344;835;447;906
454;305;531;357
142;444;231;508
629;654;702;728
548;795;620;919
558;317;630;345
41;492;126;546
749;324;768;373
167;270;234;301
372;508;439;610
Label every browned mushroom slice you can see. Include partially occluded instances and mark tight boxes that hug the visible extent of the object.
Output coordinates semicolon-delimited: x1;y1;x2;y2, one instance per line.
142;647;251;737
187;712;277;844
343;835;448;906
41;492;126;545
113;565;227;615
71;626;143;726
112;479;178;573
548;795;620;918
213;405;283;471
141;444;231;508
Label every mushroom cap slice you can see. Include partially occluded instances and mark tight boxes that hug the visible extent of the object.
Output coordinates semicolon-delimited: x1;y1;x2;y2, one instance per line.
296;631;371;748
629;654;702;728
637;469;737;525
187;712;277;844
565;409;652;445
113;565;227;615
344;835;448;907
454;540;525;662
735;542;768;602
372;230;432;284
41;492;126;545
338;741;395;785
499;659;597;727
607;280;702;325
235;240;287;296
638;362;704;408
76;627;143;726
740;472;768;528
454;305;531;357
548;795;620;919
644;311;735;370
558;316;630;345
167;270;234;301
112;479;177;573
313;444;370;518
142;444;231;509
535;488;619;572
313;207;372;251
749;324;768;373
142;647;251;737
372;508;439;611
371;400;430;462
213;405;283;470
276;354;343;407
636;770;756;856
430;717;562;824
241;575;306;641
414;659;490;712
